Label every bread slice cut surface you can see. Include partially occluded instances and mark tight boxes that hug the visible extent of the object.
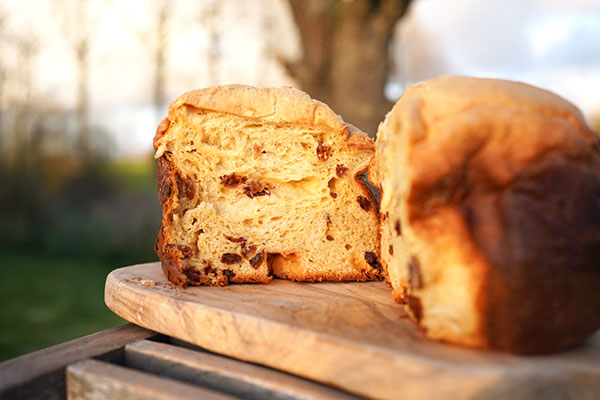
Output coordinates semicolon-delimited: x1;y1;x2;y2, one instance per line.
154;85;381;286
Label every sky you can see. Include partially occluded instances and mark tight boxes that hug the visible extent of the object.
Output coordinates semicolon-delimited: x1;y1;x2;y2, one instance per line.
393;0;600;121
2;0;600;156
1;0;299;155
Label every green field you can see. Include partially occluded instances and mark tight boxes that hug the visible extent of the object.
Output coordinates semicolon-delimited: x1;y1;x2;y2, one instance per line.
0;251;127;361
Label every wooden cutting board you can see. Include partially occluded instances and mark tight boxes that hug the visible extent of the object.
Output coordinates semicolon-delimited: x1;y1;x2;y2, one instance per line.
105;263;600;399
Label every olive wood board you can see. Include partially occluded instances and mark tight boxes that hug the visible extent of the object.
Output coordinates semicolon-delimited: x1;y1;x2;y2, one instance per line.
105;262;600;400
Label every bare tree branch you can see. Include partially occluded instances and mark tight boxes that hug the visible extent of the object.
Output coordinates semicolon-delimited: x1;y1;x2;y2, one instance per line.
120;0;173;118
153;1;170;114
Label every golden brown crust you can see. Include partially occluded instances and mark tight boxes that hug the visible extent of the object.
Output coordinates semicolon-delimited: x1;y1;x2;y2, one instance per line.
155;85;374;153
155;224;189;287
474;155;600;353
378;76;600;354
171;85;346;132
155;156;200;287
346;122;375;150
155;155;188;287
153;118;170;150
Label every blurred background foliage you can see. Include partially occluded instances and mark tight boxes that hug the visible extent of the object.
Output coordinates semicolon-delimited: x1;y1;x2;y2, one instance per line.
0;104;160;359
1;0;599;361
0;0;412;360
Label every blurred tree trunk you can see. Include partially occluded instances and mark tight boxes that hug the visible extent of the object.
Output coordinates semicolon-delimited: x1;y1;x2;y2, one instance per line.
285;0;412;136
13;35;37;158
121;0;173;121
68;0;92;159
55;0;106;161
75;29;90;158
200;1;222;86
0;7;6;155
153;2;170;119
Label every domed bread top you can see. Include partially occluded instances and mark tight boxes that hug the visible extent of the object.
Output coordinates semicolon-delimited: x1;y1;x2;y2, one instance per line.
155;85;373;153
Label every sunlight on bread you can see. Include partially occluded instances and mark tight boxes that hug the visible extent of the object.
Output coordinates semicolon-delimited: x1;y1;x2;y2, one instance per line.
154;85;381;286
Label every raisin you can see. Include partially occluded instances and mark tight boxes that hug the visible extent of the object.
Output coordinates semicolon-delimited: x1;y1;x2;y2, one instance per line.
408;255;423;289
317;143;332;161
364;252;382;272
336;164;349;177
326;235;334;241
357;195;372;211
389;245;394;255
220;173;246;188
407;295;423;322
222;269;236;283
175;172;195;200
159;180;172;204
225;235;246;243
203;263;215;275
221;253;242;264
182;267;201;282
241;244;257;259
244;181;272;198
355;171;380;205
165;244;193;258
394;219;402;236
330;192;337;199
157;157;173;204
249;251;265;269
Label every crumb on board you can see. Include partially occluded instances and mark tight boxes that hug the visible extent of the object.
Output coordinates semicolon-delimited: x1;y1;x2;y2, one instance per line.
130;277;156;287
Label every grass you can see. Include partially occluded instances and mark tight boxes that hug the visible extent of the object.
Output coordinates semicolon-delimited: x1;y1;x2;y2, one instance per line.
0;251;127;361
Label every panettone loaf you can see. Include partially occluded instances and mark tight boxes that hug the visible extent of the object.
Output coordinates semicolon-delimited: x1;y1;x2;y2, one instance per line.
154;85;381;286
371;76;600;354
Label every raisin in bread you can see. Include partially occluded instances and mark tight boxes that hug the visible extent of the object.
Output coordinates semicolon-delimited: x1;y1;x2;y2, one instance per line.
154;85;382;286
371;76;600;354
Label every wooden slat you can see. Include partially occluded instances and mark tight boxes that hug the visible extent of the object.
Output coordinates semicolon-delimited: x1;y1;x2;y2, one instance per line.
0;324;159;400
66;359;235;400
125;340;361;400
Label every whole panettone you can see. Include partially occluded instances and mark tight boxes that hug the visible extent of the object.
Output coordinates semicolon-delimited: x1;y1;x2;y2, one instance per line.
371;76;600;354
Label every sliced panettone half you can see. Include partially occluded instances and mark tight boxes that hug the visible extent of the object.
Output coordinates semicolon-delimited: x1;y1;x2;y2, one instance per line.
154;85;382;286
